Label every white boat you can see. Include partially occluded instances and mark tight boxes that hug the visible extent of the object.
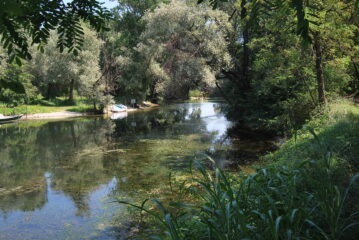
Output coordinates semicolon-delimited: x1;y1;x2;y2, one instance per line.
110;104;127;112
0;114;23;123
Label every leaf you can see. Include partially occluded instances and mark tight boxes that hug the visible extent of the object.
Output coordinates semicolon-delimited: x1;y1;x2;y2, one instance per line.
15;57;22;66
73;49;78;56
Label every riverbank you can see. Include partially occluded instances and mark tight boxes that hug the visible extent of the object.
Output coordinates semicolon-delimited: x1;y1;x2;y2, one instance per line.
1;101;160;120
23;111;94;119
265;99;359;172
125;98;359;239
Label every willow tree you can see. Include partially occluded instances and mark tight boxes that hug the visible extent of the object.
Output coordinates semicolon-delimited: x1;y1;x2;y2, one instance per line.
133;0;233;100
30;25;112;110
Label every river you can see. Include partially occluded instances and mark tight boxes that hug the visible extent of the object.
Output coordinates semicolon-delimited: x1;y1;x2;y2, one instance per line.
0;102;274;240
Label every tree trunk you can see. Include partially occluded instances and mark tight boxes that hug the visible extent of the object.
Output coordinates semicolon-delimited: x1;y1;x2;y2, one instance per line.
93;100;97;112
313;32;326;105
240;0;251;91
46;83;54;99
68;79;74;102
352;62;359;91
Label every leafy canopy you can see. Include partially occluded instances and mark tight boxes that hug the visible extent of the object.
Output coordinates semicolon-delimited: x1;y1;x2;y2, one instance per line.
134;0;233;99
0;0;110;64
198;0;359;44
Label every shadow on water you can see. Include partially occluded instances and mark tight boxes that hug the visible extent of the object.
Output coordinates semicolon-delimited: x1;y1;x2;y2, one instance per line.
0;102;276;240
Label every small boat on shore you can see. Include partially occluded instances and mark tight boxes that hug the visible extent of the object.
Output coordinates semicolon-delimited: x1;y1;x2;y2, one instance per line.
110;104;128;113
0;114;23;123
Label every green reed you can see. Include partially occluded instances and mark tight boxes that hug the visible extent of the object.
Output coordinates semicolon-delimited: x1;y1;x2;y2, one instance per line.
119;153;358;240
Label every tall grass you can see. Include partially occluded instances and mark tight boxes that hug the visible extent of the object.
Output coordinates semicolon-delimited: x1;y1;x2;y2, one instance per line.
119;156;359;239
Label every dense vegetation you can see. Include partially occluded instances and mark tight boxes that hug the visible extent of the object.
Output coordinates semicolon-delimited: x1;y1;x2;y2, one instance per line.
1;0;358;132
1;0;359;239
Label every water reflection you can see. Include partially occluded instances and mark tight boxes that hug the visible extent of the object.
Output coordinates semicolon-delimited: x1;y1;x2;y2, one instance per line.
0;102;272;239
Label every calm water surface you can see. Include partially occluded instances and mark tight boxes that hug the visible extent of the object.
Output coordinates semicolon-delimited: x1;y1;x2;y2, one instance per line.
0;102;273;240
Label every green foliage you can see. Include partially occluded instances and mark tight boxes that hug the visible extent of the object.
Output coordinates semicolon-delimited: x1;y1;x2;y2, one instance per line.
0;47;27;95
199;0;359;45
215;0;359;134
29;25;112;110
0;0;110;63
0;53;38;105
130;0;232;100
0;0;357;126
267;99;359;172
0;78;26;95
114;0;168;49
189;90;204;98
97;0;168;103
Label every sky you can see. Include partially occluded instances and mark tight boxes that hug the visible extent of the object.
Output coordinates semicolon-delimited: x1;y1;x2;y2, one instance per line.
64;0;118;9
98;0;118;9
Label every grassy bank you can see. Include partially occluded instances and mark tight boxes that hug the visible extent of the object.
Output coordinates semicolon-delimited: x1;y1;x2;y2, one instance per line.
121;99;359;239
0;98;94;115
267;99;359;171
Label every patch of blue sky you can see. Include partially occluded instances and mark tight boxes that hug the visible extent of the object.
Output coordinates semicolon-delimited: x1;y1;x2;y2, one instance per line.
63;0;118;9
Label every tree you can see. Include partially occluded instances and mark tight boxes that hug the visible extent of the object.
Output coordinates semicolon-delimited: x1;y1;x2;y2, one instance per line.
131;0;232;100
114;0;168;49
0;53;37;105
97;0;168;103
30;25;112;110
198;0;359;44
0;0;110;63
304;0;357;104
203;0;358;132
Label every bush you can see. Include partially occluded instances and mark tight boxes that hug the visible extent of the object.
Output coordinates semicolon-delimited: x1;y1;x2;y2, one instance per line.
0;64;39;106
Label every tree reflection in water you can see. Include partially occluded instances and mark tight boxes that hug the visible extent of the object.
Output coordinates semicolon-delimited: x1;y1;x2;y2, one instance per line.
0;102;275;239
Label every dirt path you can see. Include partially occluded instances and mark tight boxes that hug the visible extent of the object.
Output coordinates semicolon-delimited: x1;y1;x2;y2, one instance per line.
24;111;92;119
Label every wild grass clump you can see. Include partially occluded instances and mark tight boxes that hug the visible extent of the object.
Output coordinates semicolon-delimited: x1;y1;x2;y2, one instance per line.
119;99;359;239
120;156;359;240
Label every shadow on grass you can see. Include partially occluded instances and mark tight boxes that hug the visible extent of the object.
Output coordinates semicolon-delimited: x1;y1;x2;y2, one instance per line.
268;112;359;173
35;98;90;107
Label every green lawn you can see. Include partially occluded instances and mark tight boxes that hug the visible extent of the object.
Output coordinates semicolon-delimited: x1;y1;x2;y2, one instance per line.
0;98;94;115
